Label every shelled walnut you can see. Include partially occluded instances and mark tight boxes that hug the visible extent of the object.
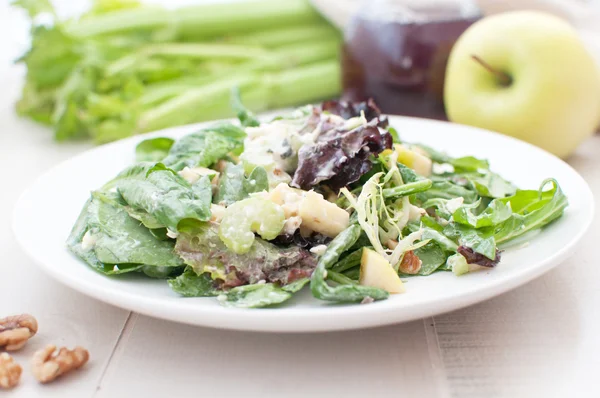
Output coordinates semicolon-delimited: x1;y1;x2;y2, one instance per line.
0;314;38;351
0;353;22;389
31;345;89;384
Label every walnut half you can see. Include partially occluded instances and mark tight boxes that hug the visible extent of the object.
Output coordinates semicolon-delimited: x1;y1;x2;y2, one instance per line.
399;250;422;275
0;314;38;351
0;353;22;389
31;345;89;384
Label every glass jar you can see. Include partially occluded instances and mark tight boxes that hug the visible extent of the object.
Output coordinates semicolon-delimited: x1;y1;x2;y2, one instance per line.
341;0;482;120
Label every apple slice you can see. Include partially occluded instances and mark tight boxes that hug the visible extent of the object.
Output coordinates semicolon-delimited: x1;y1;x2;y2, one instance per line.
359;248;406;294
394;144;432;177
299;190;349;238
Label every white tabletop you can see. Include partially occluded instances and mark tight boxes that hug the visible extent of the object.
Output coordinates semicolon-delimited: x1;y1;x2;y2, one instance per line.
1;2;600;398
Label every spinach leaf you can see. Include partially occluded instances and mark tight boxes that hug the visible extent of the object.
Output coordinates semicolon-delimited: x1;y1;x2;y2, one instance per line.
218;277;309;308
142;265;185;279
162;124;245;171
399;242;448;276
117;170;212;232
214;162;268;206
135;137;174;162
102;162;156;190
168;267;220;297
66;192;183;275
218;283;293;308
452;199;512;228
282;278;310;293
124;206;163;229
495;179;568;244
244;166;269;195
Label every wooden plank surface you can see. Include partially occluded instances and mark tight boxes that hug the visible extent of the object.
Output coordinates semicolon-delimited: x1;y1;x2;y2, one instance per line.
96;316;447;398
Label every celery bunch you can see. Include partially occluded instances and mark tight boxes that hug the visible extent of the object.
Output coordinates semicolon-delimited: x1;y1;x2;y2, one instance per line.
13;0;342;144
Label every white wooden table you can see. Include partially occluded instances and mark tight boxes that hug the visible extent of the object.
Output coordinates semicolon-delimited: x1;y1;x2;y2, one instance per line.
2;2;600;397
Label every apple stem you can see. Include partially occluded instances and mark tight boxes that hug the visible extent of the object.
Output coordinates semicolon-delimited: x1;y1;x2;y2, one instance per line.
471;55;512;87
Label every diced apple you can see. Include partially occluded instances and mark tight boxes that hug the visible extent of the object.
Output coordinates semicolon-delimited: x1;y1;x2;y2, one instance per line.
210;204;227;223
394;144;432;177
359;248;406;294
299;190;349;238
268;183;304;218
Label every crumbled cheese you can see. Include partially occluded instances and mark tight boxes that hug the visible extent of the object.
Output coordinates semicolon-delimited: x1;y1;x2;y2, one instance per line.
283;216;303;235
80;230;97;251
310;244;328;256
178;167;218;184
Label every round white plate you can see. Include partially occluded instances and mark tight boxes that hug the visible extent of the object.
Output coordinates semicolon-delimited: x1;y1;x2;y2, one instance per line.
13;116;594;332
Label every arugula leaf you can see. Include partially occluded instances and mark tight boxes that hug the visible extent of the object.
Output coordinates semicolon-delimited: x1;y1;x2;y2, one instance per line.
168;267;220;297
66;192;183;275
412;144;488;172
495;179;568;244
162;124;246;171
214;162;268;206
451;156;490;172
465;171;517;198
135;137;174;162
452;199;512;228
444;223;497;260
416;180;478;204
117;170;212;231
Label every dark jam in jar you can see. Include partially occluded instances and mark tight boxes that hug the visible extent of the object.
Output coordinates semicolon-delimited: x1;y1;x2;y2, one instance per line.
341;1;482;120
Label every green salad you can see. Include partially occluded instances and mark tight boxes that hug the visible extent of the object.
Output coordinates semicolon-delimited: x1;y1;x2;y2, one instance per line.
67;98;569;308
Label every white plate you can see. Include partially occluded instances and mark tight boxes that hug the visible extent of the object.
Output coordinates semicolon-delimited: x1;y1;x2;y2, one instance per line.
13;116;594;332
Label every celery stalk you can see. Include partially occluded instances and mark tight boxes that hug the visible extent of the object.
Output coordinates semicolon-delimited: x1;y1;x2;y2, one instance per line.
138;40;341;107
105;42;268;76
137;60;341;133
228;25;341;48
65;0;323;39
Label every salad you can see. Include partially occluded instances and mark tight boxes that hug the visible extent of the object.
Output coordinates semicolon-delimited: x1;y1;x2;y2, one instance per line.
67;98;569;308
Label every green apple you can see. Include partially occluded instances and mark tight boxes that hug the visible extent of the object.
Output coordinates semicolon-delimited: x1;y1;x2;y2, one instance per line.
444;11;600;158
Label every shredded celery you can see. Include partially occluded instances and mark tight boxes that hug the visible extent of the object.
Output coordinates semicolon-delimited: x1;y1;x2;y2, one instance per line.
340;152;428;270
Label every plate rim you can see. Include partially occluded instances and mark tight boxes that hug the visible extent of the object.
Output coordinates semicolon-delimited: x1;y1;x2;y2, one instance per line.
12;115;596;332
